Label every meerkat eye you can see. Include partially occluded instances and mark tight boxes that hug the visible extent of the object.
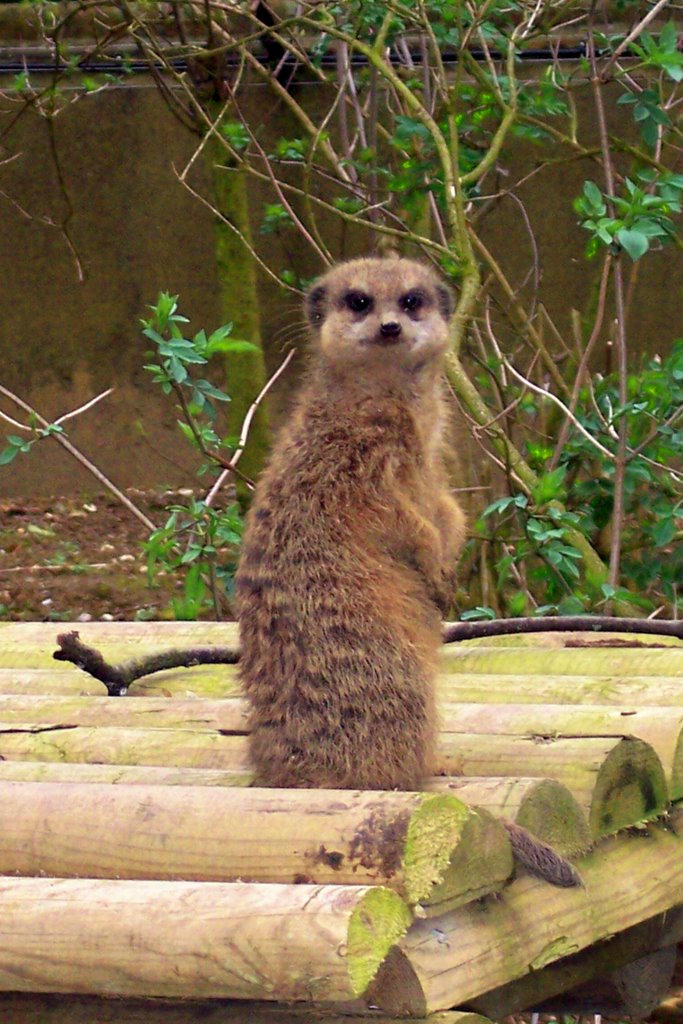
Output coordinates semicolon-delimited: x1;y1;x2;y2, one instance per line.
400;290;425;313
344;291;372;314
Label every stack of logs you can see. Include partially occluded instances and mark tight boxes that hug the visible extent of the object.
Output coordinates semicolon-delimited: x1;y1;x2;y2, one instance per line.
0;621;682;1024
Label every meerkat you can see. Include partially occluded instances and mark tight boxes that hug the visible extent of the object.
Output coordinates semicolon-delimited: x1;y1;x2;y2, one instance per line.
235;256;462;790
235;255;580;886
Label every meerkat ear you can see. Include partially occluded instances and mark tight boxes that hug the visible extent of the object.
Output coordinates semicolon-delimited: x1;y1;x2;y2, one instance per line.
436;284;454;321
305;284;327;330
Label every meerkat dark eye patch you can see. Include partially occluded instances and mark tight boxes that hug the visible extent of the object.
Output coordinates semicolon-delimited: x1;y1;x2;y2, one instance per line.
344;291;373;314
399;289;426;314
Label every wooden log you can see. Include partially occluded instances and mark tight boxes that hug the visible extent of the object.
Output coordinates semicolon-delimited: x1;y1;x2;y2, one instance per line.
0;761;590;865
440;645;683;678
0;669;105;696
366;811;683;1016
437;673;683;707
0;994;486;1024
0;695;677;806
0;878;410;1002
0;723;248;768
0;620;240;657
470;906;683;1016
4;662;682;706
427;777;591;857
0;761;252;785
0;667;236;699
439;702;683;798
0;783;512;907
0;694;248;730
436;734;668;837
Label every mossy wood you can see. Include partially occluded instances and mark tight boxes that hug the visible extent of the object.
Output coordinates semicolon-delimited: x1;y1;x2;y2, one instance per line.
0;994;486;1024
367;813;683;1016
439;702;683;798
470;907;683;1017
437;733;667;837
441;645;683;678
0;723;249;768
0;694;248;731
437;673;683;708
0;760;254;786
0;783;511;907
0;695;679;800
5;665;683;706
0;759;589;856
427;776;591;857
0;670;105;696
6;696;679;796
0;878;410;1002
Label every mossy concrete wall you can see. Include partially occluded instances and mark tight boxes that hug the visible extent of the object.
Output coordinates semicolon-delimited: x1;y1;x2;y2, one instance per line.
0;75;680;498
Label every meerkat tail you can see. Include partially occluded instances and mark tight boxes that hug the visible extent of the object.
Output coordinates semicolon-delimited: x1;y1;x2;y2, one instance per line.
504;821;583;888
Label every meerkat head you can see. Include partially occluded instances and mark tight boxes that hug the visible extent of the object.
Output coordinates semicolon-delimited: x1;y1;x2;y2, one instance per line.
305;257;453;374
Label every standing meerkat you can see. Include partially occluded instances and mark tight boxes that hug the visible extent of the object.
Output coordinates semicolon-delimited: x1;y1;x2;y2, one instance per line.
235;255;581;886
235;255;464;790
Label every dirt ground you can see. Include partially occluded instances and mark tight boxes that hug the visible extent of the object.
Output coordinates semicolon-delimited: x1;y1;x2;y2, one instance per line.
0;489;199;622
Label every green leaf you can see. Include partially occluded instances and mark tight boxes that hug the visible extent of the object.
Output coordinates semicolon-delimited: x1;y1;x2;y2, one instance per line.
616;228;649;261
531;466;567;505
461;606;497;621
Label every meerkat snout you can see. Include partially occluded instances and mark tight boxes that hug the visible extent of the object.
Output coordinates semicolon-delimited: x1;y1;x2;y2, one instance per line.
379;320;402;341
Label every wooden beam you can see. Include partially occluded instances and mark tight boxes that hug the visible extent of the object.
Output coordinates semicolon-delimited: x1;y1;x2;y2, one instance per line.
470;907;683;1016
366;812;683;1016
436;734;668;837
0;783;512;907
0;878;410;1002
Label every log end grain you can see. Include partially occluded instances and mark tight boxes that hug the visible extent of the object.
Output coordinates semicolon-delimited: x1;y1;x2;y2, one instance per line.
591;737;668;838
347;887;413;996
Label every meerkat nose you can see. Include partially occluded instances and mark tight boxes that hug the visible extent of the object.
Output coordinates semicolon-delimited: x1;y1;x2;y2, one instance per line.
380;320;402;338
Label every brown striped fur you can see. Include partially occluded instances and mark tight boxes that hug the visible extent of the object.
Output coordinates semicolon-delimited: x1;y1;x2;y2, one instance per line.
235;257;466;790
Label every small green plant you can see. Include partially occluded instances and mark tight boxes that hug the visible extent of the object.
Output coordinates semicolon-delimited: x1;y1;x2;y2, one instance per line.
141;293;260;618
471;343;683;619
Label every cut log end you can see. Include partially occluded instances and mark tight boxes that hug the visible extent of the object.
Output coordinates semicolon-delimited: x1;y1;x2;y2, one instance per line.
365;944;426;1017
403;794;470;905
347;887;413;996
592;737;668;838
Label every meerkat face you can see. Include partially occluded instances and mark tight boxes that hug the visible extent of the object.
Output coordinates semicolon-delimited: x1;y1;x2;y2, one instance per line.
305;257;453;373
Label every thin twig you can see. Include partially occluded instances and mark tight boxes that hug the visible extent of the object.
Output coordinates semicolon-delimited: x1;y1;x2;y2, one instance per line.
0;384;156;532
501;356;615;461
205;346;296;507
588;17;629;593
600;0;672;78
53;389;115;427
